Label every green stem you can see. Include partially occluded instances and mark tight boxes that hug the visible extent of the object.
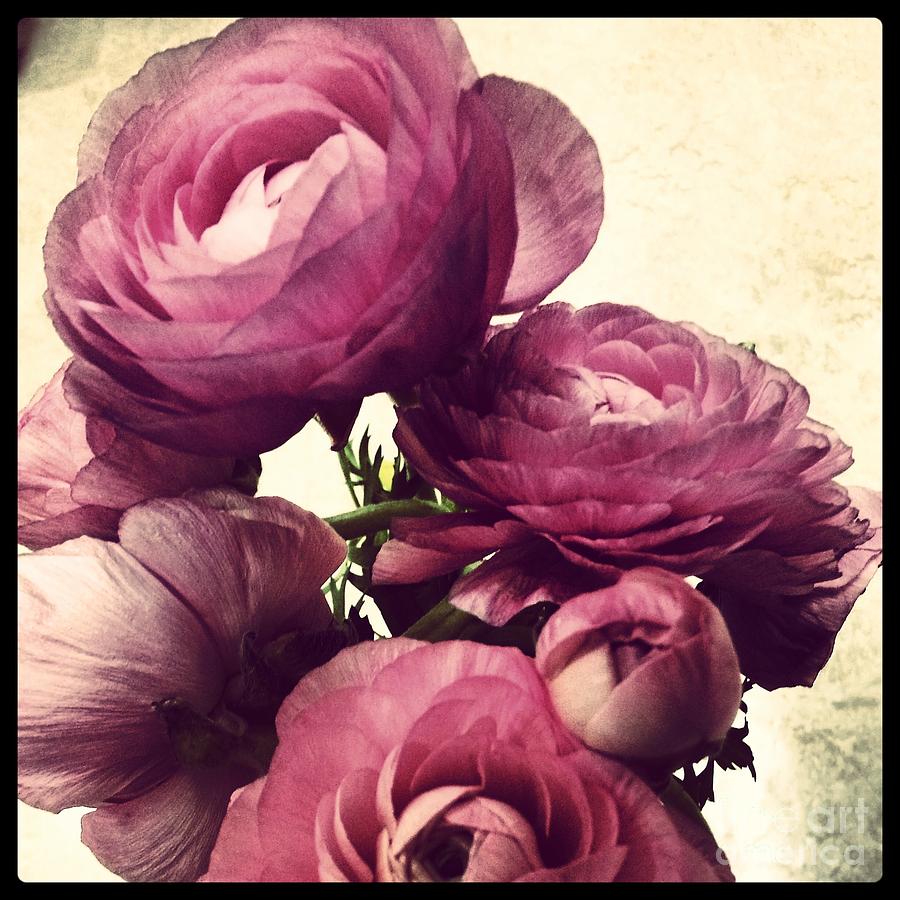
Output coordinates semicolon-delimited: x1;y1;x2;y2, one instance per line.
403;598;483;641
325;499;447;540
658;777;718;843
337;448;361;508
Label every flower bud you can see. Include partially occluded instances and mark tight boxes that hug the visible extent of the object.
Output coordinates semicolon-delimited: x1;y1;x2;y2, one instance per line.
535;567;742;767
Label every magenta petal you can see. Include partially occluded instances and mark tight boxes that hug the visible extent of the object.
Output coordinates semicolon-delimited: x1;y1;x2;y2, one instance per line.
258;693;402;881
507;498;671;537
117;492;344;672
63;356;316;457
201;779;266;882
72;419;235;509
306;87;517;403
18;539;223;812
276;637;422;733
18;359;244;549
517;847;628;882
479;76;603;312
82;767;240;882
327;768;382;881
571;752;731;882
449;541;607;625
704;488;882;690
18;504;122;551
316;398;363;450
372;513;529;585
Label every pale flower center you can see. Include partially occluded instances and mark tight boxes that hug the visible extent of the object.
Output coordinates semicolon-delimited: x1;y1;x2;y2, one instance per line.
198;131;351;265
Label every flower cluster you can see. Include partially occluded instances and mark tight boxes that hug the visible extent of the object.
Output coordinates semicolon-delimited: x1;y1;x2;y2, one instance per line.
19;17;880;884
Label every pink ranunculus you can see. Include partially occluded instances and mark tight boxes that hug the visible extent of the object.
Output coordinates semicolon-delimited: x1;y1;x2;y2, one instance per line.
18;489;345;882
535;568;742;765
202;639;732;882
46;18;603;456
18;359;258;550
372;302;882;690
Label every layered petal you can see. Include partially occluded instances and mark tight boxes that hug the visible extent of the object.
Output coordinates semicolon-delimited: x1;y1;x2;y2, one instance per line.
377;301;881;688
206;639;731;882
43;18;602;456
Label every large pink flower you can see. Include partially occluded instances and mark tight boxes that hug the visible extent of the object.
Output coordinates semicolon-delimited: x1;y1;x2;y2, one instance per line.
47;17;603;456
202;639;732;882
373;302;882;689
18;489;345;881
535;568;742;765
18;359;257;550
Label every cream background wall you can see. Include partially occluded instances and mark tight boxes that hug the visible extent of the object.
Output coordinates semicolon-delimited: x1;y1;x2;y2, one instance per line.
18;18;882;881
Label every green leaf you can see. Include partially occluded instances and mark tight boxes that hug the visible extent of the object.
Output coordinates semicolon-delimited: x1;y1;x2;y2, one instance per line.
659;776;718;841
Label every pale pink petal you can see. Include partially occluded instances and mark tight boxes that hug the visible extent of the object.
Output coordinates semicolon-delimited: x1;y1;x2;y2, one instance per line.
276;637;422;733
18;539;223;812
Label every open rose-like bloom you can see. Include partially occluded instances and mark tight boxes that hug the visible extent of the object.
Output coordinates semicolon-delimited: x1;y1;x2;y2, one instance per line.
47;17;603;456
373;302;882;689
202;639;731;882
18;489;345;881
535;568;742;765
18;359;258;550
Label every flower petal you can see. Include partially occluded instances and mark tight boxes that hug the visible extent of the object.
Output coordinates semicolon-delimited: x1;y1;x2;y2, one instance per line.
200;778;266;882
18;539;223;812
77;39;211;184
117;492;344;672
479;76;603;312
82;767;241;882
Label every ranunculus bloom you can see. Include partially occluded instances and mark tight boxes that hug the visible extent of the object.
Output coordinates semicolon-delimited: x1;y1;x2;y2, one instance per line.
202;639;731;882
373;302;882;689
47;17;603;456
18;359;258;550
535;568;742;764
18;489;345;881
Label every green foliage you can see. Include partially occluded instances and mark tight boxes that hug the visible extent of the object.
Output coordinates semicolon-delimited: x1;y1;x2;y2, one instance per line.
330;430;458;635
679;678;757;809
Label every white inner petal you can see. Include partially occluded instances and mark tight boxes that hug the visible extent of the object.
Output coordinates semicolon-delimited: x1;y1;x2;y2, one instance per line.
197;132;352;265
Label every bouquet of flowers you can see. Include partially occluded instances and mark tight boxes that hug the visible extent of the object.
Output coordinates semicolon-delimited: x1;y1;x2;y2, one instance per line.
18;18;882;882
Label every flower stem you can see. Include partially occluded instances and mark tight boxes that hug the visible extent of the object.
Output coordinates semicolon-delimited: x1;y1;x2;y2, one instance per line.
658;777;718;842
403;598;483;641
336;446;361;508
325;499;447;540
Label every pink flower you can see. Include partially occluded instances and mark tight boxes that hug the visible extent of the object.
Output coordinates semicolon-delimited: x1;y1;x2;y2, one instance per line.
18;359;257;550
18;489;345;881
535;568;742;765
202;639;732;882
373;302;882;689
47;18;603;456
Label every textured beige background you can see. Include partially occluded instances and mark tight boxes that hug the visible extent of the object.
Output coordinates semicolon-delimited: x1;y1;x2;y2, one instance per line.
18;18;882;882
